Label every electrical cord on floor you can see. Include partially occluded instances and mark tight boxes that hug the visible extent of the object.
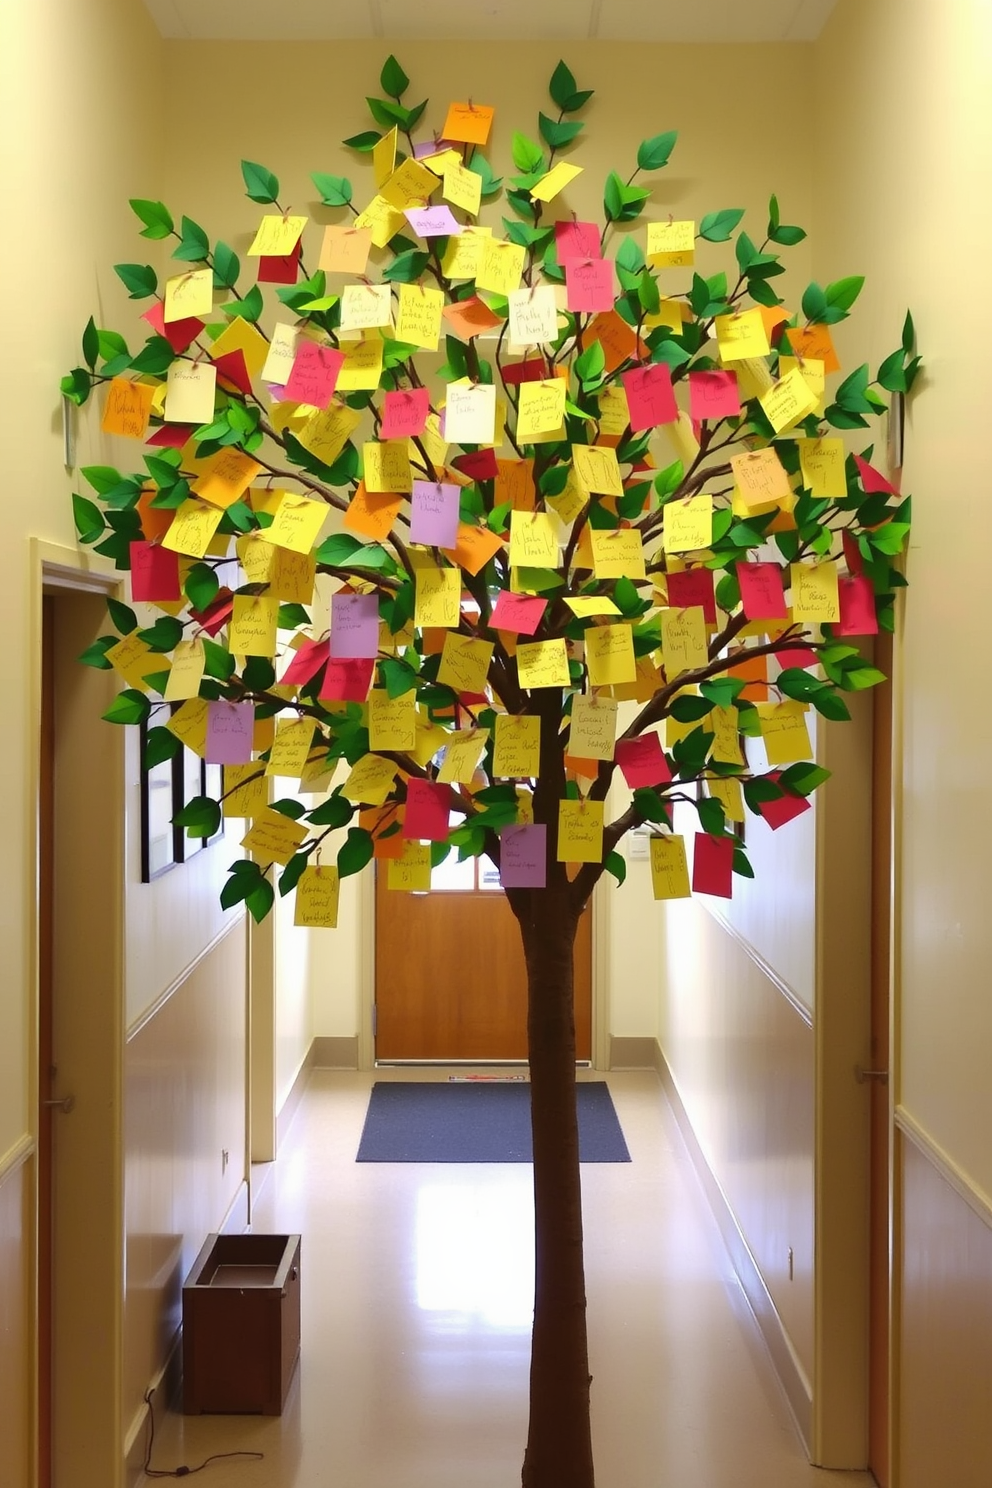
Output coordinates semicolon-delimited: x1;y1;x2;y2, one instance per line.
142;1389;264;1478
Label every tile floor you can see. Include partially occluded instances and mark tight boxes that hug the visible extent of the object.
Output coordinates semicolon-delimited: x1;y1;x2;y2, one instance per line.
142;1069;875;1487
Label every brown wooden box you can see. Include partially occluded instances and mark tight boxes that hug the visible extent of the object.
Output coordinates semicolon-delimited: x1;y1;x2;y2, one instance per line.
182;1233;301;1415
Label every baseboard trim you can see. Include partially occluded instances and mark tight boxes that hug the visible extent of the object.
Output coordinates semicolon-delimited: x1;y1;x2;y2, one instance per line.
656;1040;813;1450
276;1044;317;1151
608;1035;659;1070
896;1105;992;1232
311;1034;360;1070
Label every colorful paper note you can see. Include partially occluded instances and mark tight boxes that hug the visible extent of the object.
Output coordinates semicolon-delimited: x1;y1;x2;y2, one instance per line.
572;443;624;497
853;453;899;495
730;447;792;509
616;732;671;788
281;339;345;411
205;700;255;765
555;220;600;262
499;823;547;888
387;841;432;891
405;204;462;238
585;624;636;687
438;728;489;784
588;528;645;581
708;777;745;824
222;763;269;819
318;224;372;275
164;361;216;424
403;778;451;841
790;560;840;622
320;657;375;704
410;480;460;547
143;299;202;354
757;776;812;831
164;268;213;323
280;637;329;688
380;156;441;211
689;369;741;422
557;799;604;864
368;689;417;752
663;494;713;553
442;101;494;146
191;449;263;509
516;378;567;441
661;606;709;676
785;323;840;374
565;257;616;313
516;638;570;690
443;160;482;216
798;437;847;498
760;367;819;433
650;835;692;899
646;220;695;268
493;714;542;777
161;499;224;558
835;574;878;636
353;195;405;249
563;595;621;619
381;387;430;440
241;807;308;866
509;511;559;568
341;753;398;805
441;226;493;280
709;705;744;765
569;695;617;761
262;493;328;554
736;561;788;620
102;378;154;439
665;568;716;626
757;700;813;765
441;522;505;577
442;295;503;340
508;285;559;346
395;283;445;350
530;161;583;202
209;317;269;380
476;237;526;296
414;565;461;627
337;338;384;391
342;483;402;543
266;718;317;778
229;594;279;656
129;541;180;601
363;440;412;494
294;866;340;928
490;590;547;635
444;383;496;444
692;832;734;898
715;309;770;362
621;363;677;430
330;592;380;658
436;633;494;694
247;215;306;257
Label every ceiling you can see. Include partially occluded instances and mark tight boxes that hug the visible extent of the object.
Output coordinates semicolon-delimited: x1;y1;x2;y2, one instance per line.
142;0;837;43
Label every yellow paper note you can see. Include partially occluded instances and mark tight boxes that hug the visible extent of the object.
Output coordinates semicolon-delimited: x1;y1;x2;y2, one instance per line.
223;763;269;819
261;493;329;554
373;127;398;188
780;355;826;411
493;714;542;777
441;225;492;279
354;195;406;249
267;548;316;604
339;283;393;335
661;606;709;676
649;835;691;899
598;384;630;436
380;157;440;212
363;439;413;494
530;161;584;203
106;633;156;690
517;638;570;690
229;594;279;656
546;476;589;527
437;633;494;694
757;700;813;765
443;161;482;216
760;367;819;433
731;447;792;509
476;237;526;296
715;309;771;362
572;444;624;497
387;840;432;891
709;705;744;765
708;776;744;823
192;449;263;509
415;565;461;627
790;560;840;622
368;690;417;752
164;638;206;702
164;361;217;424
437;729;489;784
516;379;567;441
294;865;341;927
167;696;209;757
798;436;846;499
645;297;688;332
266;718;317;778
341;753;398;806
101;378;154;439
735;356;776;402
394;282;445;350
585;624;636;687
509;511;559;568
557;799;605;863
591;528;646;580
646;220;695;268
162;499;224;558
318;225;373;276
247;214;307;257
164;268;213;322
663;494;713;553
563;595;621;618
570;694;618;760
297;401;362;462
241;807;308;865
419;410;449;469
210;316;270;379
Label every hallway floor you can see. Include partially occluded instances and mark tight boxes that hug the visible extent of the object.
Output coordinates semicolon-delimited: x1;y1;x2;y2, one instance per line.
143;1069;874;1487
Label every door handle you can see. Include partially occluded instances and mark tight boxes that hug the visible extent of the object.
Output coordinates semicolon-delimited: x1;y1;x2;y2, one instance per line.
43;1094;75;1114
854;1065;888;1086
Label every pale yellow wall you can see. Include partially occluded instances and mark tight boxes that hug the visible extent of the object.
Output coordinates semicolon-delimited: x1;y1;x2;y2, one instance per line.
815;0;992;1204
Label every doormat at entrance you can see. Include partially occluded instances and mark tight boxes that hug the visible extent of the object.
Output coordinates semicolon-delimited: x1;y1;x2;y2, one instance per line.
356;1081;630;1163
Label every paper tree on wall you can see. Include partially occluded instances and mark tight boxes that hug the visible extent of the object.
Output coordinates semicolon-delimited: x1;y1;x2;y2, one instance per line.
63;56;918;1488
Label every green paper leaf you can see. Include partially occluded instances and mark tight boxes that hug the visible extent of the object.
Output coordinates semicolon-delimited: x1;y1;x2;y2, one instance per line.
241;160;280;204
801;282;827;322
306;792;355;828
78;637;116;670
512;131;544;174
824;274;865;319
538;112;584;150
337;826;374;879
144;726;181;769
549;59;577;110
72;493;105;544
61;368;92;406
224;283;264;323
137;616;184;652
102;689;150;726
130;198;174;240
380;54;410;98
278;852;311;897
81;316;99;370
732;848;755;879
212;241;240;290
342;130;382;152
114;262;158;299
311;172;353;207
382;249;430;283
699;208;744;243
184;562;219;612
107;596;138;634
129;336;176;375
172;215;209;262
175;794;222;837
637;130;678;171
604;850;626;887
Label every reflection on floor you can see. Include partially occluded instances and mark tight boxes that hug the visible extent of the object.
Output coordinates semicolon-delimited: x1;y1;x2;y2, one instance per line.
142;1069;874;1488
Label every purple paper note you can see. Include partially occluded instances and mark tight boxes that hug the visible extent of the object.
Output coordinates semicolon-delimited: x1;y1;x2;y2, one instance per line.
405;205;463;238
410;480;461;548
499;823;547;889
415;138;456;158
205;700;255;765
330;591;380;659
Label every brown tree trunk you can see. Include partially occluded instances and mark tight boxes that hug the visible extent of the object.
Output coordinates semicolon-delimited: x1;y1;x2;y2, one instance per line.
518;889;595;1488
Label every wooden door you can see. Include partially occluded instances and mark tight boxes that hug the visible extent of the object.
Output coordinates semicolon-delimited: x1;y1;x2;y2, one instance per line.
38;597;54;1488
375;856;592;1061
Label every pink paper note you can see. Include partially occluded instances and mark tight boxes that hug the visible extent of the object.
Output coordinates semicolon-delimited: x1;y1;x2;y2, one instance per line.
452;447;499;481
205;701;255;765
555;220;600;263
842;529;864;577
835;574;878;636
213;349;253;396
284;342;345;409
129;541;180;602
854;453;898;495
736;561;788;621
689;369;741;422
330;592;380;659
621;363;678;430
381;388;430;440
499;823;547;888
143;299;203;354
405;205;462;238
490;591;548;636
146;423;194;449
565;257;616;314
774;641;820;671
615;733;672;789
319;657;374;703
758;778;812;831
410;481;461;548
257;241;302;284
281;637;329;687
666;568;716;626
692;832;734;898
403;779;451;841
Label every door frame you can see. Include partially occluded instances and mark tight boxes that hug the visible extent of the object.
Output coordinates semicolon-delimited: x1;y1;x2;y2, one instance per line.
31;538;126;1488
358;870;610;1070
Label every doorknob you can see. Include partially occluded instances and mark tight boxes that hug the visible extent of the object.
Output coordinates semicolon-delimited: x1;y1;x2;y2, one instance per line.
854;1065;888;1086
43;1094;75;1114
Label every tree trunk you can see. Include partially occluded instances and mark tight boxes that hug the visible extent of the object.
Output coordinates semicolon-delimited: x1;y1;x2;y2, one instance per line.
519;888;595;1488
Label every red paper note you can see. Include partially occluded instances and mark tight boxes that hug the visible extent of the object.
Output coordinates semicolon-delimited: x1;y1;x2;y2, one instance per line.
213;349;253;396
842;529;864;577
281;637;329;687
143;299;203;354
381;387;430;440
615;733;672;789
501;357;548;386
854;453;898;495
319;657;374;703
191;590;234;637
692;832;734;898
489;591;548;635
403;779;451;841
129;541;181;602
284;342;345;410
689;369;741;422
565;257;616;314
736;561;788;620
555;220;600;262
666;568;716;625
146;423;194;449
453;447;499;481
758;775;812;831
835;574;878;636
774;640;820;670
257;241;302;284
621;363;677;431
